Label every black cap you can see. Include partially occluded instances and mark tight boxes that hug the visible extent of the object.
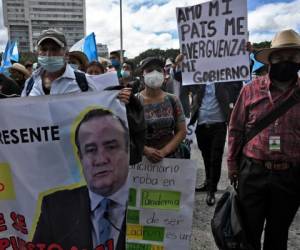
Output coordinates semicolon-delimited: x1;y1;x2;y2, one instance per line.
37;29;67;48
138;57;164;72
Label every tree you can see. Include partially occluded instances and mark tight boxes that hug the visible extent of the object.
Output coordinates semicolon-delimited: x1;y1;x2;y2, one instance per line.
132;48;180;69
252;41;271;49
0;52;37;66
19;52;37;65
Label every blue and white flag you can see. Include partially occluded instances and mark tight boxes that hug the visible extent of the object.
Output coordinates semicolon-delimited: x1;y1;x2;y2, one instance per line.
0;41;12;74
1;41;12;68
0;40;19;74
70;32;98;62
250;53;264;73
10;41;19;62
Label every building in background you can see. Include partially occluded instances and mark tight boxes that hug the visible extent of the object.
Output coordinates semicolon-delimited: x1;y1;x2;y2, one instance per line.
2;0;86;52
96;43;109;59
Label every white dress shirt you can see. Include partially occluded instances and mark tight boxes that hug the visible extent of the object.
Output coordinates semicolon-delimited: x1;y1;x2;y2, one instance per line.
21;64;119;96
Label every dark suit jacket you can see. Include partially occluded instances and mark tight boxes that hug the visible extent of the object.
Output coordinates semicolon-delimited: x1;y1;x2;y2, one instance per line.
189;81;243;125
32;186;125;250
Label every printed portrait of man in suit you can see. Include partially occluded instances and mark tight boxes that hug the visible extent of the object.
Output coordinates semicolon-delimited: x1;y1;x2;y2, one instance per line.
32;108;129;250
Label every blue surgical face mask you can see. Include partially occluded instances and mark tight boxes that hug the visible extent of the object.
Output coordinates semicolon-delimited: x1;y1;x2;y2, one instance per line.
111;59;120;68
69;63;79;70
121;70;130;78
38;56;65;72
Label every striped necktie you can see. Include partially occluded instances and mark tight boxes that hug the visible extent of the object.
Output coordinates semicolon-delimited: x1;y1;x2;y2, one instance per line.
99;198;111;245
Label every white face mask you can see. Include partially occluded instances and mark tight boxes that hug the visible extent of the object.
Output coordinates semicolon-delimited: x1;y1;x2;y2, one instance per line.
144;70;164;89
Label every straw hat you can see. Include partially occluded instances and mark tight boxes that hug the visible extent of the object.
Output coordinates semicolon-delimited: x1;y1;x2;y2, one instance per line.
10;63;30;78
68;51;89;70
255;29;300;64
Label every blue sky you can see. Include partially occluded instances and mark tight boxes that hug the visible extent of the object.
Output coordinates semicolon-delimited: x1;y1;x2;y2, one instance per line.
248;0;294;10
1;0;300;57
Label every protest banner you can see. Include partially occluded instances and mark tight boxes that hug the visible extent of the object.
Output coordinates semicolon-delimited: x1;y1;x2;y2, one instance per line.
176;0;250;85
127;158;197;250
0;90;128;249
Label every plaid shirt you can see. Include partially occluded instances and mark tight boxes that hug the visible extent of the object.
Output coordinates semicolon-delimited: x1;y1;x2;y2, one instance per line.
228;75;300;174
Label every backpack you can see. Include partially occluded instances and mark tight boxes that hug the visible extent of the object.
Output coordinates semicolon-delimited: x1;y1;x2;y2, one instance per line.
211;186;252;250
137;92;190;159
25;71;88;96
166;94;191;159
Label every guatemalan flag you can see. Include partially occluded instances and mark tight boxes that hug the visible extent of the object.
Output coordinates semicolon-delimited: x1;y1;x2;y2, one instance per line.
70;32;98;62
250;52;264;73
0;40;19;74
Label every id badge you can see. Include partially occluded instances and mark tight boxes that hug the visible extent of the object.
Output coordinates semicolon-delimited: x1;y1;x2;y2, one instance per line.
269;136;281;151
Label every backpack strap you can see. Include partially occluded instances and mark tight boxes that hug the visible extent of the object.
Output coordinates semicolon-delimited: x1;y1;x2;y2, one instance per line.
166;93;176;112
165;93;179;129
244;87;300;144
26;71;88;95
74;71;88;92
25;77;35;96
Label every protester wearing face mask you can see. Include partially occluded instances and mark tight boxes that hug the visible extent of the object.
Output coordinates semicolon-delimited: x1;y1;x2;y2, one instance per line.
21;29;132;104
109;50;122;78
67;51;89;72
120;61;141;94
21;29;86;95
228;29;300;250
136;57;187;163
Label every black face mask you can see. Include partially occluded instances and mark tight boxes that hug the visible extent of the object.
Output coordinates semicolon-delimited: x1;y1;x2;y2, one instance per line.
269;62;300;82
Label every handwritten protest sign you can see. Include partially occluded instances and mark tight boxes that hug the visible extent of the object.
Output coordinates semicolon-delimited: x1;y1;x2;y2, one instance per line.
127;158;197;250
176;0;249;85
0;91;127;249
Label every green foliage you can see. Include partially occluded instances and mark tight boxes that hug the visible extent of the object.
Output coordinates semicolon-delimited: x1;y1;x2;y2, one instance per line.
253;41;271;49
19;52;37;65
0;52;37;65
132;48;180;68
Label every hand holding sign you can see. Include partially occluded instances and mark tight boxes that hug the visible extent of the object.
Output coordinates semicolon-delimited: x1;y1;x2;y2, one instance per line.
175;54;184;64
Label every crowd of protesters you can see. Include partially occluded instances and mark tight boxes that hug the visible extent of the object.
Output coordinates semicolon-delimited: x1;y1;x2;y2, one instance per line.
0;27;299;250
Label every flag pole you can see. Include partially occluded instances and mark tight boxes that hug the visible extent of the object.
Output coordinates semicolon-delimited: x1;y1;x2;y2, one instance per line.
120;0;123;63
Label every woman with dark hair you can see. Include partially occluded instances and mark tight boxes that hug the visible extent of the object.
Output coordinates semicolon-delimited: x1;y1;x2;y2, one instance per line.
137;57;187;163
120;60;141;94
86;61;106;75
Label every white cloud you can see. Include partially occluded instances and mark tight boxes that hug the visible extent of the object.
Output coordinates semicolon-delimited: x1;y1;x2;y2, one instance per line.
248;0;300;42
1;0;300;57
86;0;205;57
